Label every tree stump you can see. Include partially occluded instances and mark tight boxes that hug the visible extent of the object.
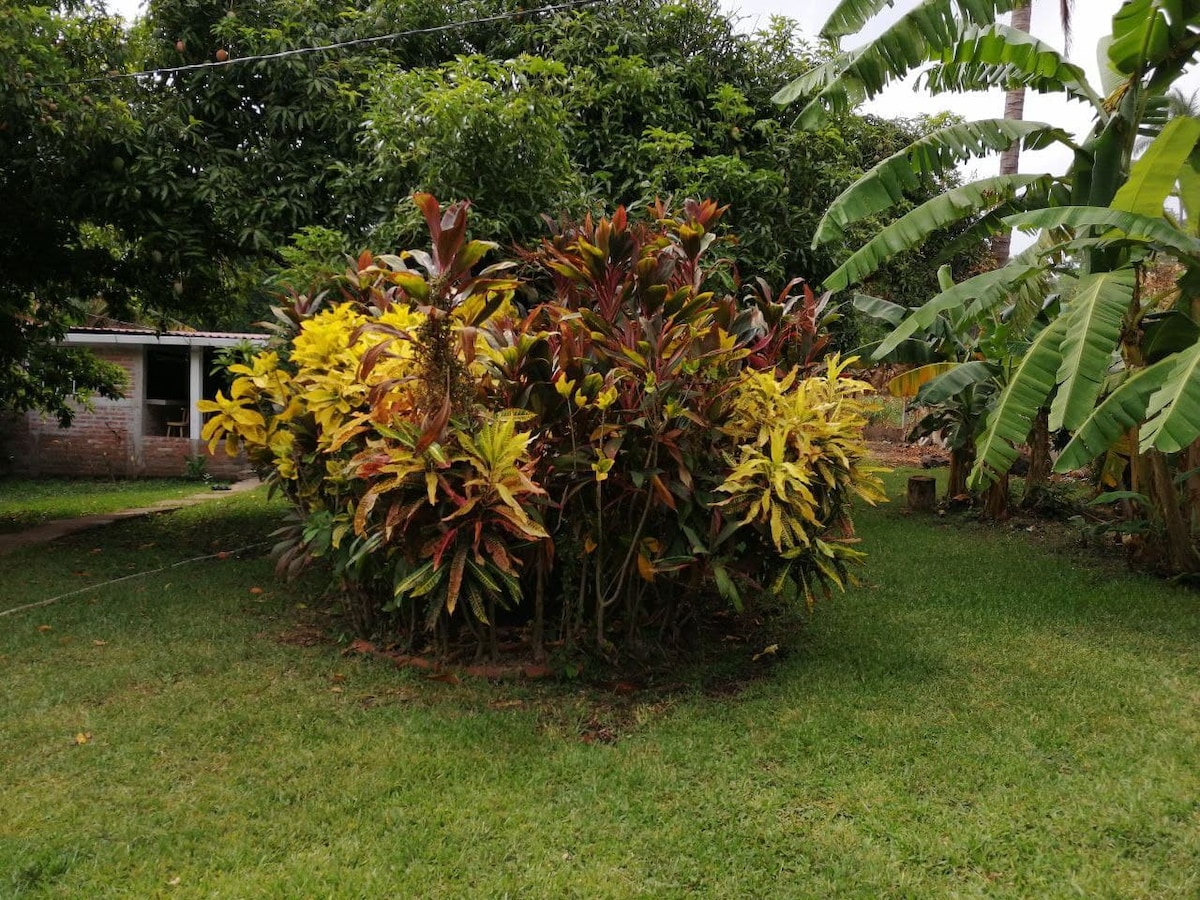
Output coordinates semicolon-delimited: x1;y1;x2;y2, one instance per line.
907;475;937;512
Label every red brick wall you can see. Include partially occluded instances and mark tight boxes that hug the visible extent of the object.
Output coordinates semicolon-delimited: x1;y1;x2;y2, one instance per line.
201;445;250;480
3;347;139;477
141;436;248;479
1;346;249;480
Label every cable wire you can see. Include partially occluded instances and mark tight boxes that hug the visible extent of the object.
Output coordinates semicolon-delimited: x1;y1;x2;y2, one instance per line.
0;541;272;619
37;0;608;89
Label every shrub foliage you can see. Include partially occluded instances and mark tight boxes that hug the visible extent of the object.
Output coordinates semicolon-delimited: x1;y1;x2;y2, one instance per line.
202;196;884;659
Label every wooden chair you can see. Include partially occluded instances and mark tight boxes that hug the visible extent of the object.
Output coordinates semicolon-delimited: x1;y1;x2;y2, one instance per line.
165;407;189;438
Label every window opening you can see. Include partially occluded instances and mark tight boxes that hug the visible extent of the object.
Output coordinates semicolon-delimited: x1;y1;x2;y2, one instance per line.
143;346;190;437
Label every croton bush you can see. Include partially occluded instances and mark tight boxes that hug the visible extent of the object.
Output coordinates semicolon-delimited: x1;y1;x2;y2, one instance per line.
202;195;884;661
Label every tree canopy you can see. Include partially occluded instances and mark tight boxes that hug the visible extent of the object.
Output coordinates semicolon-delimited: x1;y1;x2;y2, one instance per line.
2;0;986;420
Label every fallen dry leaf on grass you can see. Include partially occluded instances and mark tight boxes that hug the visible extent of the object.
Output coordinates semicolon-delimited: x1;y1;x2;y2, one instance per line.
488;699;525;710
752;643;779;662
73;732;92;745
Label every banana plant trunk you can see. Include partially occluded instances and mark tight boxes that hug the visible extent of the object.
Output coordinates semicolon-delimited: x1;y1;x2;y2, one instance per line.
1147;450;1200;574
1188;438;1200;532
992;1;1033;267
1022;408;1052;504
1117;273;1199;574
1127;428;1200;574
947;442;975;498
982;473;1010;521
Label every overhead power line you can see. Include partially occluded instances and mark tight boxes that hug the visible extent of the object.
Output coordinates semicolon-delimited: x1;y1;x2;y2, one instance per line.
38;0;608;88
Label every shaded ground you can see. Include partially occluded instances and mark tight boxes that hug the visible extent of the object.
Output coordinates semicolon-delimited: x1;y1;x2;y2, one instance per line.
0;478;260;556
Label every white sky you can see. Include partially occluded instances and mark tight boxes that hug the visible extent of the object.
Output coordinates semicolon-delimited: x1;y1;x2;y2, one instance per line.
723;0;1200;181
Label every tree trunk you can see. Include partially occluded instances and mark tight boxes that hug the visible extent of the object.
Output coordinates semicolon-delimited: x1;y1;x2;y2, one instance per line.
532;547;547;663
992;2;1033;268
1022;407;1052;505
982;473;1010;521
907;475;937;512
1187;438;1200;532
1147;449;1200;574
947;442;975;499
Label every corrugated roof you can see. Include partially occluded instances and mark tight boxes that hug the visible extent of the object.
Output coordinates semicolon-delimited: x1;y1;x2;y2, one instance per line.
69;326;268;340
65;326;270;348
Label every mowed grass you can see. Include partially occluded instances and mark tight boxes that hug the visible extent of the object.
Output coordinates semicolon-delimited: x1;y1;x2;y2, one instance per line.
0;478;204;532
2;475;1199;897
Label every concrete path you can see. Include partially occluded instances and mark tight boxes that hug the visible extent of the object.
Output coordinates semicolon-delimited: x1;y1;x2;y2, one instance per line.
0;478;261;556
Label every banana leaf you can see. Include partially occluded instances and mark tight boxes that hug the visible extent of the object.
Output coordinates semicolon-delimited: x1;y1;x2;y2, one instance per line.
1048;268;1135;432
1054;356;1174;470
1141;310;1200;364
1111;115;1200;217
915;360;998;405
1005;207;1200;260
970;317;1069;490
775;0;1026;126
825;174;1051;292
922;24;1104;112
1109;0;1200;76
873;263;1044;360
886;362;959;398
819;0;905;38
852;292;908;327
814;120;1070;246
1142;341;1200;453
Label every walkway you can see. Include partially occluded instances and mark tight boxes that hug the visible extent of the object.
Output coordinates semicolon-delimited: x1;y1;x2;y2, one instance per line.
0;478;261;556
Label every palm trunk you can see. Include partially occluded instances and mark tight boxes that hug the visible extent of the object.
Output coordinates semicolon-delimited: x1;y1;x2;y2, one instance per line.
992;2;1032;268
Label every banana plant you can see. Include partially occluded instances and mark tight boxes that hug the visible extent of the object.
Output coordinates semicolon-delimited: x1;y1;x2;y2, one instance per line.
854;271;1022;501
778;0;1200;571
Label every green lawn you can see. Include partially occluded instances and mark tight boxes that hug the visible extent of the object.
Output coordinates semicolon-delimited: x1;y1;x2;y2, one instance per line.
2;476;1198;897
0;478;204;533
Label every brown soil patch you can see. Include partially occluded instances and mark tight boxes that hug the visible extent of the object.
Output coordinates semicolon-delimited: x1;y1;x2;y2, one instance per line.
868;440;946;468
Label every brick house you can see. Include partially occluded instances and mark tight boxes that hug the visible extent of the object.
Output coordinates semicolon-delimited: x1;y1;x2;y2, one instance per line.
2;326;268;479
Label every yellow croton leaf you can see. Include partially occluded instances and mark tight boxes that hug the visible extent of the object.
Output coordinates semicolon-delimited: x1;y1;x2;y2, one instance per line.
227;352;289;403
595;386;618;411
199;390;266;455
291;305;369;371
